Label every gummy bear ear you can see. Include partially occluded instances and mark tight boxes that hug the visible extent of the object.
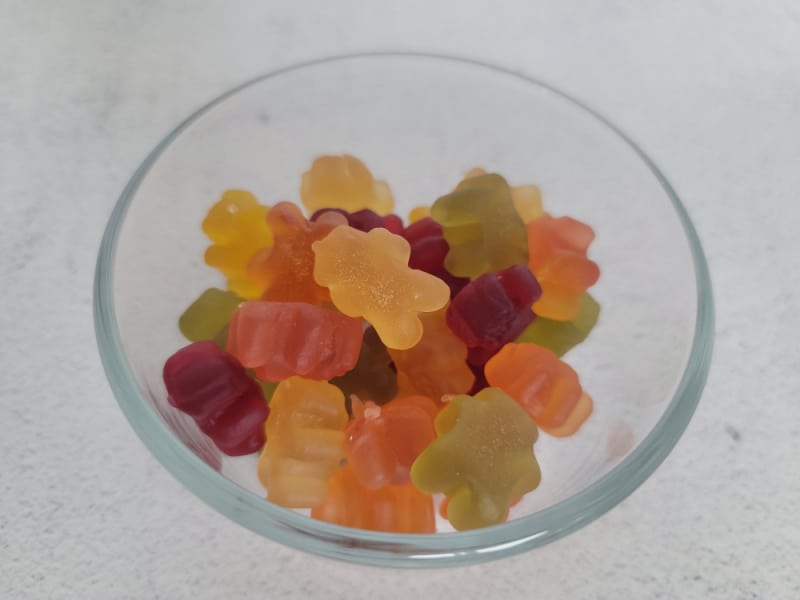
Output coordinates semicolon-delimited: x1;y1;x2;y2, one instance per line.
266;201;307;231
314;210;348;228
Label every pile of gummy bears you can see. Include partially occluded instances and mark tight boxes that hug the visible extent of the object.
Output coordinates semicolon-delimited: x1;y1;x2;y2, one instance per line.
163;154;600;533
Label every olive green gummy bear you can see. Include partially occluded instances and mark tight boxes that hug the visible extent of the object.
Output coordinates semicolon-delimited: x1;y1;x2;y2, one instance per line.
410;387;541;531
431;173;529;279
178;288;243;346
517;293;601;356
178;288;243;343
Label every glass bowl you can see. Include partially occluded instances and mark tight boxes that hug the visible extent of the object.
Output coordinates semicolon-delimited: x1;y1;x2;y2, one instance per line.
94;53;714;568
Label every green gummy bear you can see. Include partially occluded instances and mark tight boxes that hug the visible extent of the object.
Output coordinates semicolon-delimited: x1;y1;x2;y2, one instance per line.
517;293;601;356
410;387;541;530
330;326;398;413
178;288;243;343
431;174;529;279
255;378;278;402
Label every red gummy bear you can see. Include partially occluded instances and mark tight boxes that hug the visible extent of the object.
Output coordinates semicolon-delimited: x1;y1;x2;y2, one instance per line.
162;341;269;456
446;264;542;366
226;300;363;381
402;217;469;297
311;208;404;235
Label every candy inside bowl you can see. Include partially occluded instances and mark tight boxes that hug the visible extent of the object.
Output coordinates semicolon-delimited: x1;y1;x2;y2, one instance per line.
94;53;713;567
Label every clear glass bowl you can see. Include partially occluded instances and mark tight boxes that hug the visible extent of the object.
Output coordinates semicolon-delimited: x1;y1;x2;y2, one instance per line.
94;53;713;567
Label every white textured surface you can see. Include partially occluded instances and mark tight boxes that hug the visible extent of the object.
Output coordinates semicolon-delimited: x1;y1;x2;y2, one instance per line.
1;1;798;598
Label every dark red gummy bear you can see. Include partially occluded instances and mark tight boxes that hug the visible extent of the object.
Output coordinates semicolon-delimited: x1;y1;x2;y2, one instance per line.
310;208;404;235
163;341;269;456
467;363;489;395
446;264;542;366
402;217;470;297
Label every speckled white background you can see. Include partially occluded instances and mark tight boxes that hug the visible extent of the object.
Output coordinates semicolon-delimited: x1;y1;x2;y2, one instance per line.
2;1;799;598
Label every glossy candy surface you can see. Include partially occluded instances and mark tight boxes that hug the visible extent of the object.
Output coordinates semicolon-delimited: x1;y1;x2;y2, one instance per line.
163;341;269;456
311;207;403;235
402;218;469;297
202;190;273;298
312;226;450;350
301;154;394;215
311;466;435;533
516;293;600;356
446;264;542;365
388;307;474;401
431;173;529;278
410;388;541;530
257;377;348;507
344;395;438;489
527;214;600;321
329;326;398;410
485;343;586;431
226;300;363;381
247;202;346;304
178;288;242;343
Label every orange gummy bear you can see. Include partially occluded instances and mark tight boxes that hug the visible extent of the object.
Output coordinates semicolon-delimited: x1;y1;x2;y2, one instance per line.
388;307;474;402
526;214;600;321
344;395;438;489
312;226;450;350
311;466;435;533
258;377;348;508
247;202;346;304
484;343;586;431
226;300;362;381
300;154;395;215
202;190;273;299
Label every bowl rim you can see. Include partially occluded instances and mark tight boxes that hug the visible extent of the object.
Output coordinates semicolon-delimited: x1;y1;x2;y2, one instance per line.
93;51;714;568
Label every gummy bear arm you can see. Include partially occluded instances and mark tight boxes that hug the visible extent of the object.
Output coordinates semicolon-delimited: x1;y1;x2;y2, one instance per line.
446;485;503;530
372;180;395;215
371;313;424;351
409;446;463;495
409;271;451;313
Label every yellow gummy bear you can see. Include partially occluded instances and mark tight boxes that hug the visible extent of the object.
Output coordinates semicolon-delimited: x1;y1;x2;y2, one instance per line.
410;387;541;530
257;377;348;508
202;190;273;299
300;154;394;215
312;226;450;350
408;206;431;223
462;167;544;224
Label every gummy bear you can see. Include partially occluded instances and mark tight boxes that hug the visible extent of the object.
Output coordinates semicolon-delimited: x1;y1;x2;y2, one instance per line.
540;392;593;438
431;173;529;278
344;395;438;489
163;341;269;456
388;307;474;401
402;218;469;297
246;202;346;304
410;388;541;531
226;300;363;381
311;466;435;533
311;208;404;235
301;154;394;215
446;264;542;366
312;226;450;350
462;167;544;224
202;190;273;299
516;293;600;356
527;214;600;321
484;343;587;431
257;377;348;508
408;206;431;223
330;326;398;410
178;288;242;343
